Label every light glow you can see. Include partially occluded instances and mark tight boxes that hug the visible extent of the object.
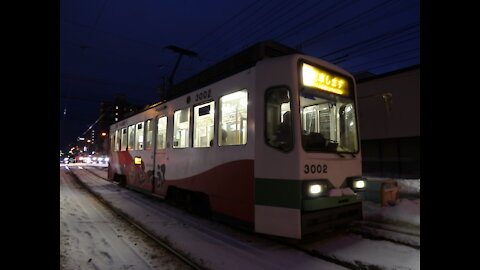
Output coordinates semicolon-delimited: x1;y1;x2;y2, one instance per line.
302;63;349;96
353;180;366;189
309;184;322;194
134;157;142;165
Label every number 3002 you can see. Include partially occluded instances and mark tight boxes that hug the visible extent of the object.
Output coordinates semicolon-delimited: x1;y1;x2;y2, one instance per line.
304;164;327;174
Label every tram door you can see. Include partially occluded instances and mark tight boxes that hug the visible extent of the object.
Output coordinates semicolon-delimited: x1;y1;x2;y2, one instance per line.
152;114;168;196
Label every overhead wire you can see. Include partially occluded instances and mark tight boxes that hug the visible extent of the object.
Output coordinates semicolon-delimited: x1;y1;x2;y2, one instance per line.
188;0;261;51
344;48;419;73
320;23;419;61
299;0;399;48
205;0;304;58
196;0;279;58
273;0;358;42
318;0;417;42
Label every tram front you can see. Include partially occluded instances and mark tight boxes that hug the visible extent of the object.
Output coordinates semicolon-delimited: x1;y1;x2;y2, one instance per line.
298;61;364;236
255;55;364;239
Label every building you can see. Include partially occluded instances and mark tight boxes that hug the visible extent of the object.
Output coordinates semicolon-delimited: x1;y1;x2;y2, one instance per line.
356;65;420;179
92;94;144;155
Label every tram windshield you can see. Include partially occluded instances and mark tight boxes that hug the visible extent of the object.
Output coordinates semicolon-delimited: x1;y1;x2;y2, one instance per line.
300;88;359;153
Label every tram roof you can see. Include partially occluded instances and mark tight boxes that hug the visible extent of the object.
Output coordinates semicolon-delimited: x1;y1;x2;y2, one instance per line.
166;41;298;100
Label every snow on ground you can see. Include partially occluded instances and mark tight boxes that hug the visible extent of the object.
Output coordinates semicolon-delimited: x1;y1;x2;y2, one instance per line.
305;234;419;270
361;177;420;228
65;164;420;270
68;166;347;270
363;199;420;228
60;169;192;270
365;177;420;198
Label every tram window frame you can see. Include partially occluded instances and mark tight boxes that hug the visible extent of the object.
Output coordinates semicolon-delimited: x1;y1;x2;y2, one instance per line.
218;89;248;147
114;129;120;151
144;119;154;150
157;115;168;150
135;121;144;150
121;127;127;151
173;107;191;149
127;124;135;151
265;86;294;152
193;101;215;148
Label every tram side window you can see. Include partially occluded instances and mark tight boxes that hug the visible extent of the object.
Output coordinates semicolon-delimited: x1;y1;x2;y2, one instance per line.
194;101;215;148
127;125;135;151
110;132;115;152
173;108;190;148
121;128;127;151
114;130;120;151
157;116;167;150
265;87;293;152
219;89;248;146
144;119;153;150
135;122;144;150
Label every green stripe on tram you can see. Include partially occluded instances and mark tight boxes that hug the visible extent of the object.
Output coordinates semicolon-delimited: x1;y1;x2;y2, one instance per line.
255;178;302;209
255;178;361;210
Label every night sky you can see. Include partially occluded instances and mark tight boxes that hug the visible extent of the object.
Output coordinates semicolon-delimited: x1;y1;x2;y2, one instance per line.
60;0;419;152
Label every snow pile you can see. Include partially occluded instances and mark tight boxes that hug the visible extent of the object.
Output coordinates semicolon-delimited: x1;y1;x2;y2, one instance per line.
397;179;420;197
363;199;420;228
368;177;420;196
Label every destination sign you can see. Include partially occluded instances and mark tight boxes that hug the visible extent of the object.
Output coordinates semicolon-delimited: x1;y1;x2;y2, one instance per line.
301;63;349;96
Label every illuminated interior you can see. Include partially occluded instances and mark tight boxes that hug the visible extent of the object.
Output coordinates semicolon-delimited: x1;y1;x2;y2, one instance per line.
135;122;144;150
121;128;127;151
218;90;248;146
173;108;190;148
156;116;167;150
144;119;153;150
194;101;215;147
300;89;358;153
127;125;135;150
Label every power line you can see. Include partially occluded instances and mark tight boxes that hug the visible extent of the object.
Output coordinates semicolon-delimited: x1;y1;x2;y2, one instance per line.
188;0;260;51
60;73;153;91
320;23;419;61
273;0;357;42
345;53;419;73
338;35;418;64
299;0;398;48
206;0;302;56
197;0;278;59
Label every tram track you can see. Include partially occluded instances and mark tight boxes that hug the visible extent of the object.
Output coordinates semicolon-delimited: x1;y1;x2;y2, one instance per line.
348;221;420;250
64;166;205;270
69;165;419;270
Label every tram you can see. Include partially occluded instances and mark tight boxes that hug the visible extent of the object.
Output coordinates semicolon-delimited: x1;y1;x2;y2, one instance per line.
108;41;364;239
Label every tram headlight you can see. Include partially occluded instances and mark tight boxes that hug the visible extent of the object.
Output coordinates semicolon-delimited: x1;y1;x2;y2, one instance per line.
305;181;328;198
349;178;366;191
309;184;322;195
353;180;366;189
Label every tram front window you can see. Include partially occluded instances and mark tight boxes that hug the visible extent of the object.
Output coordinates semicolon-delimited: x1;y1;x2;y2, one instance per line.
300;89;358;153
